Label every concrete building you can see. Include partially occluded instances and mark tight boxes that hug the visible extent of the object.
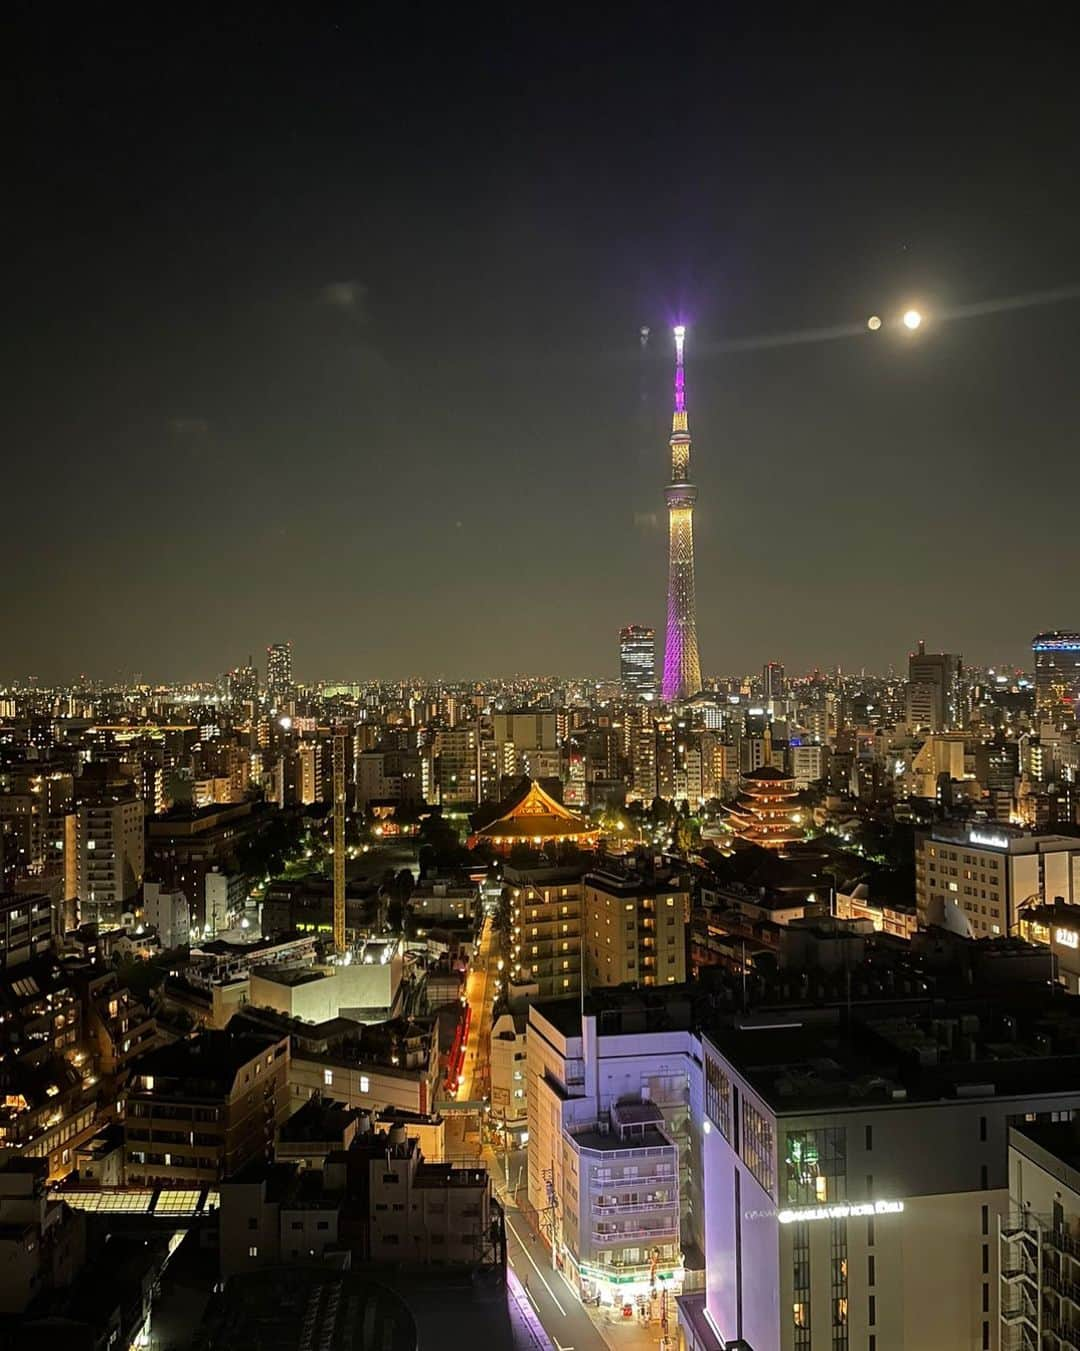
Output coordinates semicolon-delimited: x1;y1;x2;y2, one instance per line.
205;867;247;936
526;994;696;1307
142;880;190;948
907;641;964;732
247;938;404;1024
357;747;423;810
410;879;474;922
506;864;585;999
583;866;689;989
219;1163;342;1277
0;1158;86;1315
362;1126;494;1265
124;1025;289;1185
915;823;1080;936
434;725;481;805
73;792;144;926
682;1002;1080;1351
791;743;827;789
231;1006;441;1128
1000;1119;1080;1345
219;1119;498;1277
489;1010;527;1142
146;800;272;930
0;889;55;968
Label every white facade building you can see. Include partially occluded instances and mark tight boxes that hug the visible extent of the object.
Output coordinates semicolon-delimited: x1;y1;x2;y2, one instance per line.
526;992;702;1307
682;1007;1080;1351
142;881;190;948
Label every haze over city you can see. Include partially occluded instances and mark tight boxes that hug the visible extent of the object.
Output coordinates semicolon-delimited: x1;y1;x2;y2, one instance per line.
7;14;1078;682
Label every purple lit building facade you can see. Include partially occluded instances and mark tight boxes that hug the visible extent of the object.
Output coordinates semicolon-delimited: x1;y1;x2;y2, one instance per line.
662;326;702;704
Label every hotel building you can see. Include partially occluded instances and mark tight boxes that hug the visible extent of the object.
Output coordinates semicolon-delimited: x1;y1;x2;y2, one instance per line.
915;824;1080;936
681;1003;1080;1351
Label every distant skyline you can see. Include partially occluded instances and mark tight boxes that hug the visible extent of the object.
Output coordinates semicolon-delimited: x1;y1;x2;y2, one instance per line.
6;16;1078;682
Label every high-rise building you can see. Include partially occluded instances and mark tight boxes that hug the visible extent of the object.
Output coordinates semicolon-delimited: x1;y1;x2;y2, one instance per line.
762;661;786;701
906;640;963;731
1033;630;1080;724
227;659;258;705
661;326;702;703
266;642;293;702
619;624;657;701
73;777;144;926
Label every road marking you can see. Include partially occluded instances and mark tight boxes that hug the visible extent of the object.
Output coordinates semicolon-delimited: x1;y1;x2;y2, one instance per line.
506;1216;567;1316
554;1342;574;1351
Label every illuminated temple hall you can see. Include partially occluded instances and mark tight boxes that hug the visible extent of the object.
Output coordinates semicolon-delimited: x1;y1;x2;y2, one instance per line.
468;778;600;852
725;765;806;850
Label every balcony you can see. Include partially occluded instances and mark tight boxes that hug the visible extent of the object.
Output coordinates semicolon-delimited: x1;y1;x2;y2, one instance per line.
593;1198;677;1216
592;1222;680;1243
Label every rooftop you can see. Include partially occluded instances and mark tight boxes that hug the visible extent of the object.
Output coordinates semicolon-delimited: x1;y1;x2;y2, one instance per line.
531;985;699;1040
129;1027;284;1096
705;996;1080;1114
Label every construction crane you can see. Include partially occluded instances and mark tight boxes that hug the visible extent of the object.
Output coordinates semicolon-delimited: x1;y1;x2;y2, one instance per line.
332;728;347;952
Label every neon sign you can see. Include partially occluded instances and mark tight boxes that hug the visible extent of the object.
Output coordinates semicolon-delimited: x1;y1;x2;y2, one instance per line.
777;1200;904;1224
1056;929;1079;950
969;830;1009;850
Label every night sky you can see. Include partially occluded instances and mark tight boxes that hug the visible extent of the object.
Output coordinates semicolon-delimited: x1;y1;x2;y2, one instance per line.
7;13;1079;683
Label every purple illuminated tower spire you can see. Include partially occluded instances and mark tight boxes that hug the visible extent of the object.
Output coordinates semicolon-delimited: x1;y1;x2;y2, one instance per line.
661;325;702;703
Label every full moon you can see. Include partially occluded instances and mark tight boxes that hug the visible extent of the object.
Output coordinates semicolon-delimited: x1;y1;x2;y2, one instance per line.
903;308;922;330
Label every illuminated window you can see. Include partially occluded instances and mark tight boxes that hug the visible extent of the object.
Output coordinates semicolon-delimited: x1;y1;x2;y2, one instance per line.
249;1246;258;1257
793;1301;808;1328
360;1075;370;1093
324;1069;333;1087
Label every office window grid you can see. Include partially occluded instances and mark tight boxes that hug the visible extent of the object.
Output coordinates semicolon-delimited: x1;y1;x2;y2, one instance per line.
784;1127;847;1206
831;1217;849;1349
741;1096;775;1198
792;1220;811;1349
704;1054;732;1140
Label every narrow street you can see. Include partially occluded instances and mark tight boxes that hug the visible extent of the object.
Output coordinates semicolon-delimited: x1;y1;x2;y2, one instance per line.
458;913;495;1104
453;916;667;1351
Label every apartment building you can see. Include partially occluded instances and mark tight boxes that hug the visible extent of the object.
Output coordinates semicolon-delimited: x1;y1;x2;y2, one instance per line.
583;866;689;989
124;1025;289;1185
506;864;585;999
1000;1120;1080;1345
526;990;703;1306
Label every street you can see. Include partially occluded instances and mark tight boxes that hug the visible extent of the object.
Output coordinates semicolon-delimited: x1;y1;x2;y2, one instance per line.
458;912;495;1103
450;914;666;1351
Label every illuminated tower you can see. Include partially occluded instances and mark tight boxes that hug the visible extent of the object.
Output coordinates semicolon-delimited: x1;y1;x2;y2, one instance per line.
661;325;702;703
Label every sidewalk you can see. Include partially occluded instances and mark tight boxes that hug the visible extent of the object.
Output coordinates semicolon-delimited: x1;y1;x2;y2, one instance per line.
502;1178;675;1351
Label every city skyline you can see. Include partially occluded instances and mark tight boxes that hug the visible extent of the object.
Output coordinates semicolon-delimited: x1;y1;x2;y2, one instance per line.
6;16;1079;683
